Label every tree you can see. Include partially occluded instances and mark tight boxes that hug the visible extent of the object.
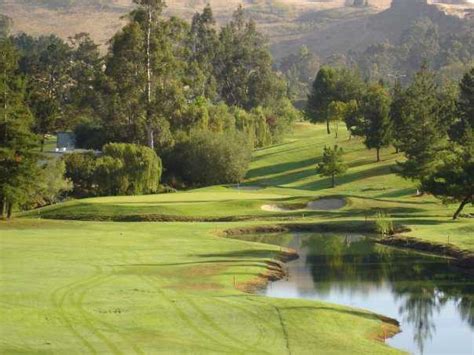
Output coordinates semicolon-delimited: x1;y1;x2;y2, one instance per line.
0;39;40;218
360;84;392;162
389;80;407;153
13;34;73;150
306;66;364;134
450;67;474;143
167;130;252;186
317;145;348;188
396;65;446;183
215;6;285;110
422;140;473;220
327;101;347;139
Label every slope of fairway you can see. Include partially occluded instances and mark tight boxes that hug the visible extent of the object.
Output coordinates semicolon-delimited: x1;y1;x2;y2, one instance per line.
26;123;473;251
0;219;399;354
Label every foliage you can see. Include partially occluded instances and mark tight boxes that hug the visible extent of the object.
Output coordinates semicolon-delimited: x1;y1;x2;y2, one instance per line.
0;39;40;218
279;45;320;104
64;144;162;197
360;84;392;162
395;66;446;182
26;158;72;208
421;140;473;220
355;16;474;82
306;66;364;134
374;210;394;235
167;130;252;186
316;145;347;188
98;143;162;195
73;120;107;150
63;152;98;197
450;67;474;142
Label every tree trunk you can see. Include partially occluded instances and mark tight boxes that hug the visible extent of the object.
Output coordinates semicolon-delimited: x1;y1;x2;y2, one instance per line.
6;202;12;219
376;148;380;162
453;195;471;220
0;197;5;219
40;134;45;152
146;4;154;150
326;119;331;135
331;174;335;188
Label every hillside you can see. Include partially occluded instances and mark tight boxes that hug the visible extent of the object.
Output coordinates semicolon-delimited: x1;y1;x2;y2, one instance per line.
2;0;472;59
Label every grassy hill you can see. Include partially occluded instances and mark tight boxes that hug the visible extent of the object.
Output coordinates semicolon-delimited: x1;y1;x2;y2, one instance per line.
1;122;472;354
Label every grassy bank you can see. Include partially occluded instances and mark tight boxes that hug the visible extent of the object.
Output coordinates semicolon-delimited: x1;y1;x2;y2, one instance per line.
0;219;399;354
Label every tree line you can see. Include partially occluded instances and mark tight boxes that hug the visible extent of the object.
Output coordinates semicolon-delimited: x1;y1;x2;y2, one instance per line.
307;64;473;219
0;1;299;218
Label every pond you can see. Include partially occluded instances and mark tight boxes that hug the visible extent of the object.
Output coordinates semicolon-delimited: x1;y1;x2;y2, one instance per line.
234;233;474;355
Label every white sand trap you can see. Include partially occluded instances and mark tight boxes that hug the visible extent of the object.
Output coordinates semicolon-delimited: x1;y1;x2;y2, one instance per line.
306;198;346;210
261;204;290;212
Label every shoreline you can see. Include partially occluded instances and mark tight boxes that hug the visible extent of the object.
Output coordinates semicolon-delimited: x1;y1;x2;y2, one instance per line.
228;228;402;346
221;223;474;271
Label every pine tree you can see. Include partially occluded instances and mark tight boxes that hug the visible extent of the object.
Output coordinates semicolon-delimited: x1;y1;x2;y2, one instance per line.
317;145;347;188
396;65;445;183
0;39;40;218
422;139;473;220
361;84;392;162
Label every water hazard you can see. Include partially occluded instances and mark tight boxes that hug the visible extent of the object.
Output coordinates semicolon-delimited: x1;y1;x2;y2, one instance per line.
234;233;474;354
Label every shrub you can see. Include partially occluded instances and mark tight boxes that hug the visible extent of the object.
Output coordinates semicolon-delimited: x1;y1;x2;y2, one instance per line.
64;152;98;197
168;130;252;186
374;210;394;235
99;143;162;195
64;144;162;197
73;121;107;150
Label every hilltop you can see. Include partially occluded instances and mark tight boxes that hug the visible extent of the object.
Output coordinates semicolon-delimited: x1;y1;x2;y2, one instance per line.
1;0;472;59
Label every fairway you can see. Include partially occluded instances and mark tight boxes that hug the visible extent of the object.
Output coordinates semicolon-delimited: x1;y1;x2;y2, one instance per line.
1;123;472;354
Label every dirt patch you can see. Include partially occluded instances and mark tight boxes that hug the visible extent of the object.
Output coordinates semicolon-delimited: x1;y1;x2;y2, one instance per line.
306;198;346;210
371;315;401;343
235;252;298;293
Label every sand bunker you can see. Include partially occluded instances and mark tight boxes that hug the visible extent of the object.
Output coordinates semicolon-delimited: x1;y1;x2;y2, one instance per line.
261;198;346;212
306;198;346;210
261;204;290;212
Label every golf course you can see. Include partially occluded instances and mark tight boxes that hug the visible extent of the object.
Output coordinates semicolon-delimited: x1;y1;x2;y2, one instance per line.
1;123;473;354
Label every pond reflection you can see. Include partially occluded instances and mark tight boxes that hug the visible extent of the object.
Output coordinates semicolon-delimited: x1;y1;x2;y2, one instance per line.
234;233;474;354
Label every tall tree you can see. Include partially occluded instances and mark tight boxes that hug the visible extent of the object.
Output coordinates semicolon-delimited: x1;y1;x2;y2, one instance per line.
306;66;364;134
215;6;285;110
361;84;392;162
450;67;474;143
133;0;166;149
0;40;40;218
396;65;446;183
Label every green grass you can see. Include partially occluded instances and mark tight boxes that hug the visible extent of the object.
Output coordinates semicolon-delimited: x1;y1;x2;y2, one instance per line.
0;219;398;354
2;122;472;354
25;123;473;251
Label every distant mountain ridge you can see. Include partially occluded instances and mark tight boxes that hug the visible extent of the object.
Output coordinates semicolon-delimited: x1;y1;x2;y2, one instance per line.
1;0;472;61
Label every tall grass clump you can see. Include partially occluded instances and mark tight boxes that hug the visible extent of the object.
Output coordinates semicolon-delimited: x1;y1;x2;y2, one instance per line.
374;210;394;235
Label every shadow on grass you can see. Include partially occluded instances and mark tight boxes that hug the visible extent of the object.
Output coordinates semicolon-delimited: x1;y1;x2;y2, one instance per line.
246;157;317;180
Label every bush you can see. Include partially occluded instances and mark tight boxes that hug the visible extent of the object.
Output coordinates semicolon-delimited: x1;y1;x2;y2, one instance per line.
73;121;107;150
374;210;394;235
64;152;98;197
99;143;162;195
64;143;162;197
167;130;252;186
